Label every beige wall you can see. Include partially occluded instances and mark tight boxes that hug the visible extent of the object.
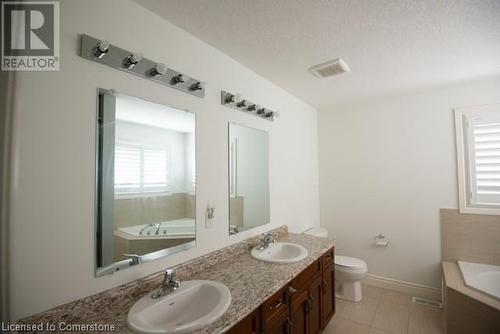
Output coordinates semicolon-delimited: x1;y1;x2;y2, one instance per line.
114;193;195;228
229;197;244;228
441;208;500;265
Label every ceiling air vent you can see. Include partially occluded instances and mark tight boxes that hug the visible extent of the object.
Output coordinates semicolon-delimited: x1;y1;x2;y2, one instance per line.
309;58;350;78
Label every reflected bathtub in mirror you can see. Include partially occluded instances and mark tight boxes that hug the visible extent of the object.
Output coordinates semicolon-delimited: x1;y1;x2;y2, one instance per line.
95;89;196;276
228;123;270;235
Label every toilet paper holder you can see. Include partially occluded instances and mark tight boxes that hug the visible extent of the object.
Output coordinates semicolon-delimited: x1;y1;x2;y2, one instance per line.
374;234;389;247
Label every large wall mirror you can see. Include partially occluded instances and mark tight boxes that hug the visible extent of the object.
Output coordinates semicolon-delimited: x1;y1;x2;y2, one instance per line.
228;123;270;235
96;89;196;276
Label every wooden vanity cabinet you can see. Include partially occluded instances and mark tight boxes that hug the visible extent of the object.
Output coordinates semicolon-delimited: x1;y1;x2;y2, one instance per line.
262;285;291;334
228;247;335;334
289;258;324;334
228;307;261;334
321;256;335;326
263;308;291;334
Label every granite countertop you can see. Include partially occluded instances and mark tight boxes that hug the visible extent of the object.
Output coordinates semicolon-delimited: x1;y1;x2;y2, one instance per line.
18;228;334;334
192;233;334;334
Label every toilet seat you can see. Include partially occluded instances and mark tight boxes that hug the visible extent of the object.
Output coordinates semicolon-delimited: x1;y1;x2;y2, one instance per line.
335;256;367;270
303;227;328;238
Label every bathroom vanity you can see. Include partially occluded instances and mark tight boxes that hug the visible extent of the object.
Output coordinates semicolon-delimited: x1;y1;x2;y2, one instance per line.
17;227;335;334
228;247;335;334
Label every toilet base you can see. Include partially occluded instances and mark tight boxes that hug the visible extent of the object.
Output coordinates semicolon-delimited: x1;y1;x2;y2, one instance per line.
336;280;362;302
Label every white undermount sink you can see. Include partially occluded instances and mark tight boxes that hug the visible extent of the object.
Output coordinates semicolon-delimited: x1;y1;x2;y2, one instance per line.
251;242;308;264
127;280;231;334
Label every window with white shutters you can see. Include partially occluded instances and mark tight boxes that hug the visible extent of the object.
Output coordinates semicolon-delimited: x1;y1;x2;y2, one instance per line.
455;104;500;214
114;143;168;195
470;121;500;205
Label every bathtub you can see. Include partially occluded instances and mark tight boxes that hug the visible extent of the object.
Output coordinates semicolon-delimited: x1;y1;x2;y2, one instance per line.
114;218;195;240
458;261;500;301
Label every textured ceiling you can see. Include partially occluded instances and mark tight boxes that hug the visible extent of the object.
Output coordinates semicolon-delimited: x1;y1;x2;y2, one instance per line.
136;0;500;109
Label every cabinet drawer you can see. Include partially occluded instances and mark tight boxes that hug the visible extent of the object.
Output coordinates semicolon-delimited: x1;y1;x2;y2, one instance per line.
290;258;322;291
322;247;334;267
262;285;289;323
227;307;261;334
263;307;290;334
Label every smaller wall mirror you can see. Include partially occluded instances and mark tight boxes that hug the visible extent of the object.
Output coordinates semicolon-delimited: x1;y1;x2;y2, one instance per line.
228;123;270;235
96;89;196;276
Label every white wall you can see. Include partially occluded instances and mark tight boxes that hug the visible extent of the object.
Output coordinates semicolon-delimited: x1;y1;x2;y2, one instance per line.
319;76;500;289
8;0;319;320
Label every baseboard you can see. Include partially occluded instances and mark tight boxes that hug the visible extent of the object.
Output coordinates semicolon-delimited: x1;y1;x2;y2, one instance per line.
363;274;442;302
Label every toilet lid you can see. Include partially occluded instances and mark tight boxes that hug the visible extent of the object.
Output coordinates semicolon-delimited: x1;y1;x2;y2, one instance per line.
335;255;367;269
304;227;328;238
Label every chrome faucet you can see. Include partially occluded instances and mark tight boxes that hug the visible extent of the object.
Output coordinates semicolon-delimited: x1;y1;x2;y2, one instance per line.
124;253;142;266
229;225;239;235
139;223;154;235
151;268;181;299
154;222;163;235
257;232;276;250
139;222;161;235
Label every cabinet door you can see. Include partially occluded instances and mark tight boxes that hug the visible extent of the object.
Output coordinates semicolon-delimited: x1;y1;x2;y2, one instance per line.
308;275;323;334
263;308;291;334
322;261;335;328
290;287;309;334
227;307;261;334
263;285;289;326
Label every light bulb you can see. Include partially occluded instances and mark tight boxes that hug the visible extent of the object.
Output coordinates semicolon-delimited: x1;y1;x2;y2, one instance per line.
94;40;110;58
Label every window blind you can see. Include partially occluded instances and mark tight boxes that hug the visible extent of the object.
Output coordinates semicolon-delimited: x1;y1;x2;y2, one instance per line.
114;143;168;194
114;144;141;192
143;148;168;191
470;121;500;205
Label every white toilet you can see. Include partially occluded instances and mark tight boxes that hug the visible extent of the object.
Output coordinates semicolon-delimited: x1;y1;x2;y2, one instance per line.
335;255;368;302
303;227;368;302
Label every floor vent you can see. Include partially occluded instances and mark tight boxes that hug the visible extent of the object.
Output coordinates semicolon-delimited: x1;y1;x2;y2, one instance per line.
412;296;442;309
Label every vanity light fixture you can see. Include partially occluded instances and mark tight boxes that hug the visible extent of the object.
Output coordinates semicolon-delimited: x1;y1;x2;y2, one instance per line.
247;104;257;112
94;40;110;58
80;34;206;98
224;94;236;104
148;63;167;77
170;74;185;85
221;91;277;121
189;82;203;91
123;52;142;69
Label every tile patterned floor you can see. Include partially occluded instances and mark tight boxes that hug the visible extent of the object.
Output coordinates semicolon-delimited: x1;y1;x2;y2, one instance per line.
323;285;443;334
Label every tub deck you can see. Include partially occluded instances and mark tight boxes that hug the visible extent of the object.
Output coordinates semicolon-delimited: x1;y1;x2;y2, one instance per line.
442;261;500;334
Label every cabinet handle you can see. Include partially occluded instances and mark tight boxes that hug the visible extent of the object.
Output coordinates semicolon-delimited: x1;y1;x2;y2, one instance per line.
269;299;284;310
322;281;327;293
305;296;313;313
288;286;297;294
286;318;292;334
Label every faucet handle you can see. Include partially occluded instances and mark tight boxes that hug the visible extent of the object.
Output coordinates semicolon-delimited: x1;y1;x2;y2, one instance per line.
165;268;176;282
263;232;275;242
124;254;142;265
